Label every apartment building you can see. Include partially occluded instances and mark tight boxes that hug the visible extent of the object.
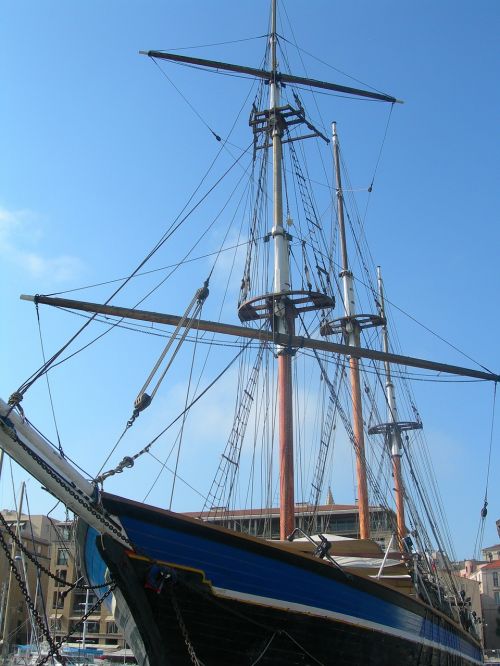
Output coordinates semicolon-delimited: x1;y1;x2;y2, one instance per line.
0;512;125;655
190;502;396;545
46;520;124;649
460;542;500;651
0;510;53;652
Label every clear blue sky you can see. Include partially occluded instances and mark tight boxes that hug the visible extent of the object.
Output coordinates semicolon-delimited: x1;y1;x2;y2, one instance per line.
1;1;499;559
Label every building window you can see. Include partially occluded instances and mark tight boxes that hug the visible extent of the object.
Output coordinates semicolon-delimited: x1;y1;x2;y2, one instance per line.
68;619;99;635
52;592;64;609
106;621;119;634
69;620;81;633
55;569;67;587
493;571;499;587
56;548;69;565
85;621;100;634
50;618;62;631
60;525;72;541
494;590;500;605
72;590;98;614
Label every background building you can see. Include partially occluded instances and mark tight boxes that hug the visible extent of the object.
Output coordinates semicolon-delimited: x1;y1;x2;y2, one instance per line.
480;544;500;652
45;520;124;650
191;502;396;546
459;542;500;654
0;511;125;657
0;510;53;652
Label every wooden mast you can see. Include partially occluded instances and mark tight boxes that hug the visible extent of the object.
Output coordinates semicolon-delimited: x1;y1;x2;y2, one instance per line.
378;267;405;539
370;267;423;547
268;0;295;540
138;12;405;542
332;122;371;540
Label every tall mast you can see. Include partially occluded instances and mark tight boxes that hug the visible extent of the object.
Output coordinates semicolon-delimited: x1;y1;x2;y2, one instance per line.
270;0;295;540
331;122;371;539
368;267;422;546
140;14;403;540
377;268;405;538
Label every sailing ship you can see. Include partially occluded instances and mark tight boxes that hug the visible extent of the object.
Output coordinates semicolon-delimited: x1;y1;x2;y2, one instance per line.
1;2;497;664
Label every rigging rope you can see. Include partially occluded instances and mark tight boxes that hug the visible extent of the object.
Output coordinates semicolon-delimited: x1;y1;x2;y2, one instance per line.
9;141;252;410
34;302;65;457
473;382;497;559
93;281;210;479
134;280;209;414
93;337;256;485
168;314;203;510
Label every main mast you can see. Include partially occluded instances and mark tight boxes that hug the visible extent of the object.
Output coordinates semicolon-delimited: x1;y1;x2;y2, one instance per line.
269;0;295;540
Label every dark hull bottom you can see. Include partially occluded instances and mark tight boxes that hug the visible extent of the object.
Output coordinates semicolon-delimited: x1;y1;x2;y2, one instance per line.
100;537;478;666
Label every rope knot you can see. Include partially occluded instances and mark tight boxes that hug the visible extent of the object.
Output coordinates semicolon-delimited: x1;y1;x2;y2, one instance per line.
8;391;23;407
118;456;134;472
196;279;210;304
480;501;488;519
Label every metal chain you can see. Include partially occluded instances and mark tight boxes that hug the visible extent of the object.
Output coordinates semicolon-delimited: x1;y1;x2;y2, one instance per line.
0;526;65;663
169;587;203;666
0;417;132;546
36;584;116;666
0;510;111;591
0;504;117;665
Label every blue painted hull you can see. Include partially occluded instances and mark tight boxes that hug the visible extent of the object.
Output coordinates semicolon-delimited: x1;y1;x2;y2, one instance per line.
81;494;482;666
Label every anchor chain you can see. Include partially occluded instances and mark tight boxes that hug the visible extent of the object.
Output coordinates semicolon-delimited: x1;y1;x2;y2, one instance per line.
0;510;111;591
0;525;66;663
0;416;132;547
170;587;203;666
35;584;116;666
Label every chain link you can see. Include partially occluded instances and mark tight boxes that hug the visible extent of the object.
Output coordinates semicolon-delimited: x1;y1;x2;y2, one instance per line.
0;510;111;591
36;584;116;666
0;417;132;546
0;499;117;665
0;526;65;663
0;417;131;662
169;587;203;666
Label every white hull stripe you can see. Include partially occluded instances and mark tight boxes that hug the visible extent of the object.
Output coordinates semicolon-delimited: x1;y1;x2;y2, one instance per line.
212;586;482;665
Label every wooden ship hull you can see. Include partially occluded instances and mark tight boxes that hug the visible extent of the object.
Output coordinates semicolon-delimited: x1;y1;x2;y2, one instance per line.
78;493;483;666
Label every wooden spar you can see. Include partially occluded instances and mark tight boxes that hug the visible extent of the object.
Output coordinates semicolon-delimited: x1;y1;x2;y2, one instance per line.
269;0;295;540
393;453;406;541
332;122;370;539
21;295;500;383
378;268;406;541
139;51;403;104
278;352;294;538
350;350;370;538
